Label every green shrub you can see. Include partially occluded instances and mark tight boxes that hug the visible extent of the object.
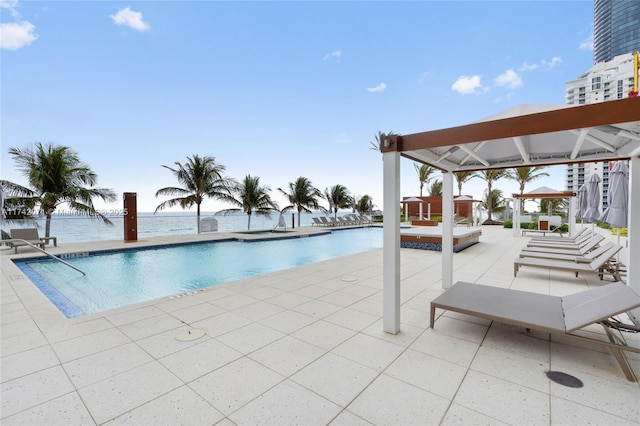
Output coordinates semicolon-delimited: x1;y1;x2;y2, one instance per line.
503;220;513;229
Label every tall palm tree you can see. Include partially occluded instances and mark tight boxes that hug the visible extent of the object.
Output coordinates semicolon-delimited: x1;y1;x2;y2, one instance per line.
428;179;443;196
324;184;351;219
506;166;549;210
217;175;278;230
278;176;323;227
6;142;116;238
474;169;507;223
414;163;436;196
353;194;374;215
454;171;476;196
155;155;234;233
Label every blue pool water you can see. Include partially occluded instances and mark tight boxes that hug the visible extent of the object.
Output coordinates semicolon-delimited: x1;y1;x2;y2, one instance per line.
14;227;382;318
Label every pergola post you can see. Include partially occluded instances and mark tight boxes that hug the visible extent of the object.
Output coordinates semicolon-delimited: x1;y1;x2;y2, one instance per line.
512;197;520;237
383;150;401;334
628;155;639;314
442;171;454;289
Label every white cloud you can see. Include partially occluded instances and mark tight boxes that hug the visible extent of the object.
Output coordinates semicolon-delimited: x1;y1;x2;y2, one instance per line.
517;62;538;72
323;50;341;60
418;71;431;83
579;34;593;51
1;0;21;18
542;56;562;70
451;75;484;95
0;21;37;50
494;69;522;89
110;6;150;32
366;82;387;92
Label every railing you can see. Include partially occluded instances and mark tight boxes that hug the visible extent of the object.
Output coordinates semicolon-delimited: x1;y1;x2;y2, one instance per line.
6;239;86;276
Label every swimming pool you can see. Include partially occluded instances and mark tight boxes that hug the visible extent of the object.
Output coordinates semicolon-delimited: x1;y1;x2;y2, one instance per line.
14;227;382;318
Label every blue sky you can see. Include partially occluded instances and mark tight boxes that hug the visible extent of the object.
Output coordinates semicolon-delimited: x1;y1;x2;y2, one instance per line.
1;1;595;213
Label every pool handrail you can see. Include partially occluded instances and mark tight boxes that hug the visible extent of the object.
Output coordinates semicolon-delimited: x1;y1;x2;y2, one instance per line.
6;238;86;276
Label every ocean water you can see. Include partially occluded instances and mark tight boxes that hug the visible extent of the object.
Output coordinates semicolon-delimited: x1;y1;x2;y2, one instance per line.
1;211;359;244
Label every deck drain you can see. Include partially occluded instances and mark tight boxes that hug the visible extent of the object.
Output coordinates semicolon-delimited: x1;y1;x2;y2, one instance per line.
545;371;583;388
175;329;206;342
341;276;357;282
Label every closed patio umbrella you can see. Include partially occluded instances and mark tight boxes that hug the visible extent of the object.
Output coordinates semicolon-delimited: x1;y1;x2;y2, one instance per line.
583;174;601;223
575;184;588;228
599;161;629;258
583;174;601;239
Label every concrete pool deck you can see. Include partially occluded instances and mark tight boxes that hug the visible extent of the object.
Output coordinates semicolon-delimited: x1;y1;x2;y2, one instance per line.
1;225;639;425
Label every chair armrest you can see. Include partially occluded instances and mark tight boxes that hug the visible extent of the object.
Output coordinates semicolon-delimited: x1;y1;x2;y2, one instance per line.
40;237;57;247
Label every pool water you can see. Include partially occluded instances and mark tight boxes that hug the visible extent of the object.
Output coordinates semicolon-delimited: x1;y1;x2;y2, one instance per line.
15;227;382;318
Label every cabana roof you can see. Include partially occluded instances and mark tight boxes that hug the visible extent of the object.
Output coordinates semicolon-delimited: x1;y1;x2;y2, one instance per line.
381;97;640;171
513;186;575;199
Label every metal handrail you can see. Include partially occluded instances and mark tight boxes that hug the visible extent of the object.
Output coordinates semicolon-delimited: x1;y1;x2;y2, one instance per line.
6;239;86;276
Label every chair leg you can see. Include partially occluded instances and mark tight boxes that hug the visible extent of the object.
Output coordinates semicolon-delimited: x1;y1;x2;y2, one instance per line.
609;347;637;382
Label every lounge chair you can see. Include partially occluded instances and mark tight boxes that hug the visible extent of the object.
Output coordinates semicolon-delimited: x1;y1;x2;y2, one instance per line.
518;241;616;263
329;217;342;226
514;243;623;281
312;217;324;227
521;234;604;256
430;281;640;381
526;227;588;241
526;232;594;249
319;217;334;227
9;228;57;254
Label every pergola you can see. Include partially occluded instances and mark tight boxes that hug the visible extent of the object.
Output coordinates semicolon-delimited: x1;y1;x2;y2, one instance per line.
380;97;640;334
511;186;576;236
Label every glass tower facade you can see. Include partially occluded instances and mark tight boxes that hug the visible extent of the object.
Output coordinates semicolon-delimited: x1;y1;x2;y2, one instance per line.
594;0;640;63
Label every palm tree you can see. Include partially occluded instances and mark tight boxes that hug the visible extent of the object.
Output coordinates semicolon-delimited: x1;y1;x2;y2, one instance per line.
278;177;323;227
155;155;234;233
414;163;436;196
369;130;395;152
482;188;506;219
324;184;351;219
216;175;279;230
428;179;443;196
354;194;374;215
506;166;550;210
474;169;507;223
540;198;568;217
6;142;116;238
454;171;476;196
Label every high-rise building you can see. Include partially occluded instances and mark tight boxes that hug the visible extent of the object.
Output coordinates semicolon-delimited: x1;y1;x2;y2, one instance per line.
594;0;640;64
565;53;635;105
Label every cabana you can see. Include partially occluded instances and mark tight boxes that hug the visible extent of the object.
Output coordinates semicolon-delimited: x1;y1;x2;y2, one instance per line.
380;98;640;334
511;186;576;236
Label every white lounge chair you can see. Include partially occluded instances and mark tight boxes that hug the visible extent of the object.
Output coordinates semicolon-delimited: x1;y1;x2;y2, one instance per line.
518;241;616;263
514;243;623;281
521;234;605;256
430;282;640;381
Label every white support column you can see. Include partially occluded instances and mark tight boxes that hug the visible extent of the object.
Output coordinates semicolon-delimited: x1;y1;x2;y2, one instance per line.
512;197;520;237
567;196;575;237
628;156;639;304
383;151;401;334
442;172;454;289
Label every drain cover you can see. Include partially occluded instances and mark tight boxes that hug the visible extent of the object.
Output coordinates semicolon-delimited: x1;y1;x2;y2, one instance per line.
545;371;583;388
175;329;206;342
341;276;357;282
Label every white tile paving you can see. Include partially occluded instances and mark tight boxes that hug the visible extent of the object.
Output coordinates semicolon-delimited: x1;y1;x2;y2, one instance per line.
2;225;639;425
